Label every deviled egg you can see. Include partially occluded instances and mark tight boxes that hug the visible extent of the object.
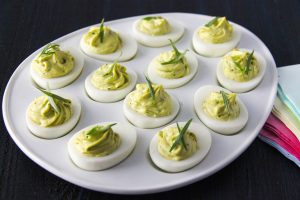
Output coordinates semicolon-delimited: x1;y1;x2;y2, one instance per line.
68;122;137;171
80;19;137;61
147;39;198;88
26;88;81;139
30;43;84;89
85;62;137;103
132;16;184;47
123;77;180;128
149;119;212;172
192;17;241;57
216;49;266;92
194;85;248;135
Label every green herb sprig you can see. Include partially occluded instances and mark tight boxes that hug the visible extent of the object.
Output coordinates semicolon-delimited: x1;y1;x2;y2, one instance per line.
85;123;117;136
232;50;255;75
103;51;123;76
220;90;231;113
34;83;71;113
99;18;105;43
205;17;219;27
39;43;59;57
145;75;155;99
169;119;193;152
160;39;188;65
142;16;161;21
245;50;254;75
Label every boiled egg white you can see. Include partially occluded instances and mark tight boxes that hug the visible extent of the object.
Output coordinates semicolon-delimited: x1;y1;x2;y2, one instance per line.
80;29;138;62
26;94;81;139
123;93;180;129
194;85;248;135
85;68;137;103
68;122;137;171
30;47;84;90
192;24;241;57
149;121;212;172
147;50;198;88
132;18;184;47
216;49;266;93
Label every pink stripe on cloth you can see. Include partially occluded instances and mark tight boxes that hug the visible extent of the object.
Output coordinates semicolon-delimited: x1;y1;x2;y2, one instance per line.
260;129;300;160
260;113;300;160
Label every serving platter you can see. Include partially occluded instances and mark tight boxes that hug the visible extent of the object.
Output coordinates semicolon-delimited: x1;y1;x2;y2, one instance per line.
2;13;277;194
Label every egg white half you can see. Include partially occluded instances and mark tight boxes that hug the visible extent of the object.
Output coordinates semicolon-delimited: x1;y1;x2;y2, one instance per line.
132;19;184;47
85;68;137;103
80;30;138;62
149;121;212;173
147;50;198;88
31;48;84;90
68;122;137;171
216;49;266;93
192;25;241;57
26;94;81;139
194;85;248;135
123;93;180;129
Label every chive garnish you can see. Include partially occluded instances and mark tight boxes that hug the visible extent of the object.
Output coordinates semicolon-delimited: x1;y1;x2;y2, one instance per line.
169;119;193;152
39;43;59;57
245;50;254;75
142;16;161;21
205;17;219;27
160;39;188;65
220;90;231;113
85;123;117;136
145;75;155;99
99;18;105;43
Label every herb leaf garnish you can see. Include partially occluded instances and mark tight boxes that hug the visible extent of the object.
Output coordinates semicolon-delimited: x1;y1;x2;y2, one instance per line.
161;39;188;65
39;43;59;57
145;75;155;99
103;51;123;76
232;58;244;72
143;16;161;21
220;90;231;113
86;123;117;136
205;17;219;27
169;119;193;152
245;50;254;75
34;84;71;113
232;50;255;75
99;18;105;43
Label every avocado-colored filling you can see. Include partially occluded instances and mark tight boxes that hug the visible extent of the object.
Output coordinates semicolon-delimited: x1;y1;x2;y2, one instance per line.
203;91;240;121
138;16;170;36
74;125;120;157
198;17;233;43
158;127;197;161
127;84;172;117
91;63;130;90
28;95;72;127
83;26;122;54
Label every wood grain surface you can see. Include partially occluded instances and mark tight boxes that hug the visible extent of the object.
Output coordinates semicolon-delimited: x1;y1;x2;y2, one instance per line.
1;0;300;199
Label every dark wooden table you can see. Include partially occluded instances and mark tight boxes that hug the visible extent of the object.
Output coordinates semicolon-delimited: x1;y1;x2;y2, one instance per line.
1;0;300;199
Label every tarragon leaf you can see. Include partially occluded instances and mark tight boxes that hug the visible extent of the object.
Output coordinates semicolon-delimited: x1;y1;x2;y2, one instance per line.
99;18;105;43
205;17;219;27
145;75;155;99
161;39;188;65
220;90;231;113
169;119;193;152
86;123;117;136
245;50;254;75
